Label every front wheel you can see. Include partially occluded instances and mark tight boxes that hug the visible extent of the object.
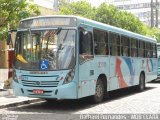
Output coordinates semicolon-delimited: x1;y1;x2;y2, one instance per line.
91;78;104;103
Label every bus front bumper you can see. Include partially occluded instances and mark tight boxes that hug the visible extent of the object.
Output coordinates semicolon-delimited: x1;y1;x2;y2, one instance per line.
12;81;77;99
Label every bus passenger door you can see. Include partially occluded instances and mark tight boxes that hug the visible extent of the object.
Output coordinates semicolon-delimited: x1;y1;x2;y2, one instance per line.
109;56;119;90
78;26;95;98
108;33;121;91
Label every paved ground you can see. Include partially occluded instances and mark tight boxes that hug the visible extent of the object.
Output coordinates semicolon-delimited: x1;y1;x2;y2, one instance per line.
0;82;160;120
0;88;42;109
0;82;160;114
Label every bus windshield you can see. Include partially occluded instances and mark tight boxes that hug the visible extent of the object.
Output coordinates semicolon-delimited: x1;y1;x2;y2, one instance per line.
14;29;76;70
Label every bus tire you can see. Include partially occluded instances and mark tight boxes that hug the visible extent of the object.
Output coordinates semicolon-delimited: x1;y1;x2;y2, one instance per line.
137;73;145;91
45;99;57;103
92;78;104;103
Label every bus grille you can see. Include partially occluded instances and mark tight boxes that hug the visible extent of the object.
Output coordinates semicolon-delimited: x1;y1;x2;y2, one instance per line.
21;80;59;87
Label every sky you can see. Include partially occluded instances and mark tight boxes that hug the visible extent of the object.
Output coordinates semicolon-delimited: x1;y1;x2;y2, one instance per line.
33;0;54;9
33;0;154;8
33;0;106;9
75;0;106;7
87;0;106;7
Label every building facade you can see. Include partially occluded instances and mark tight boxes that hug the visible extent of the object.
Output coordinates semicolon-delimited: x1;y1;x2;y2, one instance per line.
0;0;55;84
105;0;160;27
30;0;55;15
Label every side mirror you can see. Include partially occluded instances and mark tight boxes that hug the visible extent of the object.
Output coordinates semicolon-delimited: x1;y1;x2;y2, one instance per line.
7;34;11;45
7;29;17;46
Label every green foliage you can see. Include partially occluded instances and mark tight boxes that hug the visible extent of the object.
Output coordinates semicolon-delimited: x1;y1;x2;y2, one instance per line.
114;11;147;35
0;0;40;41
146;27;160;42
60;0;96;19
93;4;120;25
60;2;145;33
59;0;160;42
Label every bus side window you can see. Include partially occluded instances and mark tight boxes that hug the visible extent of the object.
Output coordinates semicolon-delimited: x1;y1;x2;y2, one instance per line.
79;28;93;62
121;35;130;57
93;29;108;55
153;43;157;58
110;32;120;56
139;41;145;58
131;38;138;57
145;42;151;58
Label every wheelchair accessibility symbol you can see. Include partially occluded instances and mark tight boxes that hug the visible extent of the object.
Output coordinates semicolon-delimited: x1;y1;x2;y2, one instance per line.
40;60;49;70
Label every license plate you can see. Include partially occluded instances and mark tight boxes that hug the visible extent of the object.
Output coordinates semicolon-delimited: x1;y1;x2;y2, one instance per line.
33;89;44;94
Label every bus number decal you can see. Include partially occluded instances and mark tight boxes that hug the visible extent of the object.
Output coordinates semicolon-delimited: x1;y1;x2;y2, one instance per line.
98;62;106;68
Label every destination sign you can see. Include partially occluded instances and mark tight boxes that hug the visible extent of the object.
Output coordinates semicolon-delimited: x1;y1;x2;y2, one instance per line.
19;17;77;29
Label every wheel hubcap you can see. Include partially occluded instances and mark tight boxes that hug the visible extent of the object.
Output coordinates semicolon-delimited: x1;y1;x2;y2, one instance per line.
96;84;102;97
140;75;144;90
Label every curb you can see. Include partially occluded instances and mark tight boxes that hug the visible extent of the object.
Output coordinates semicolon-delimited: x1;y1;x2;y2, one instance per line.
0;98;43;109
0;89;8;96
0;89;13;97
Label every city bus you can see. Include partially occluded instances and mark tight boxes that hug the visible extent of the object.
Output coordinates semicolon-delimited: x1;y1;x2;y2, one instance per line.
9;15;157;103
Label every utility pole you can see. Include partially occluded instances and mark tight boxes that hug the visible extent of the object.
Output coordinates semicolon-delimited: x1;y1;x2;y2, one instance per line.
151;0;154;27
155;0;159;27
54;0;59;13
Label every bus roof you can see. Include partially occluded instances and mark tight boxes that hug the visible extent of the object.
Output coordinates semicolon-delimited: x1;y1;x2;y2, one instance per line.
20;15;157;43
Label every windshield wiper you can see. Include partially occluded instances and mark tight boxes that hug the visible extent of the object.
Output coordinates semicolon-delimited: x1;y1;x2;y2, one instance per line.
46;27;62;53
57;30;69;51
56;27;62;34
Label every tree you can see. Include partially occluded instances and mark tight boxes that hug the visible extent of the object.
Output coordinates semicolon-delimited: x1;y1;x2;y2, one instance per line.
0;0;40;41
146;27;160;42
59;0;160;42
59;1;146;34
60;0;96;19
92;3;147;35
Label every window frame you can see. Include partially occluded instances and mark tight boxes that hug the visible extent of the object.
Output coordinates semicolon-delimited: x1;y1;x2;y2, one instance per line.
93;28;109;56
121;35;130;57
109;32;121;56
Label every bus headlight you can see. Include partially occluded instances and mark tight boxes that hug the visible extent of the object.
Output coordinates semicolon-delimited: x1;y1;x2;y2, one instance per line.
13;69;19;83
63;69;75;84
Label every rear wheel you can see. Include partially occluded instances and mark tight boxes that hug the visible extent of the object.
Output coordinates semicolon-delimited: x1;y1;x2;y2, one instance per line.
137;73;145;91
91;78;104;103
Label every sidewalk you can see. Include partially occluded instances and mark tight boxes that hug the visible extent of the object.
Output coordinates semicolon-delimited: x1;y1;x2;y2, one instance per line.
0;70;43;109
0;82;12;97
0;88;42;109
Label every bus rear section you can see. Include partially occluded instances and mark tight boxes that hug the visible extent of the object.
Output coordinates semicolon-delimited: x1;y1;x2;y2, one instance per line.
157;43;160;80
